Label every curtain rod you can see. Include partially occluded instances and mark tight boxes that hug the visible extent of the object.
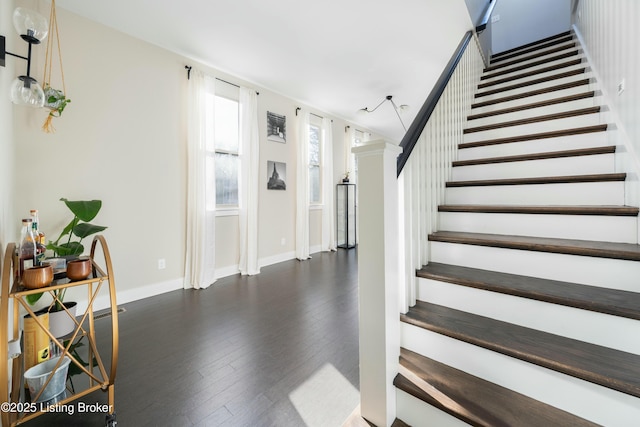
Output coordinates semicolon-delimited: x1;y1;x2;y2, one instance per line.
185;66;259;95
345;125;367;133
295;107;332;122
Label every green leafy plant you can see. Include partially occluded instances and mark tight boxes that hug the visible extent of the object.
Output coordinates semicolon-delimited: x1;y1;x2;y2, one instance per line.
26;198;107;306
47;198;107;257
44;86;71;116
42;86;71;133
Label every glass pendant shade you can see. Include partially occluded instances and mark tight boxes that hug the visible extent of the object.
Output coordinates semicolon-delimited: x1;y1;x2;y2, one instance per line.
10;77;45;108
13;7;48;43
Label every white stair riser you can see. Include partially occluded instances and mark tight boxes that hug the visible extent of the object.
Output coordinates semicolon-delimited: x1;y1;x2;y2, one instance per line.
478;56;591;91
457;131;608;161
396;389;468;427
401;323;640;427
475;74;591;105
463;114;602;144
486;46;581;75
417;278;640;354
438;211;637;244
471;84;593;116
468;96;599;128
429;241;640;291
445;181;625;206
451;154;615;181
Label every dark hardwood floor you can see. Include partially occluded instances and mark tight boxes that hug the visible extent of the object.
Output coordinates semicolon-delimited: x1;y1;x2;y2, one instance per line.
25;249;360;426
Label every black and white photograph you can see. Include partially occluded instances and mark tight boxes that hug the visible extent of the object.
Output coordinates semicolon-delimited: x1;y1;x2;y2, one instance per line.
267;111;286;143
267;161;287;190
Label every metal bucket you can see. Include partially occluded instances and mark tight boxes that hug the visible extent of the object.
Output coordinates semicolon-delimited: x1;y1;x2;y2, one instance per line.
24;356;71;402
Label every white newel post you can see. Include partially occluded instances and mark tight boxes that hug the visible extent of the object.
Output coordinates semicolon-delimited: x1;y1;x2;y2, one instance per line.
353;140;402;427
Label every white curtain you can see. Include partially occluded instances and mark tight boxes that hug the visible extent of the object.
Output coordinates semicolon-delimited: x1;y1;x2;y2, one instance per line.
296;110;311;260
238;87;260;275
321;118;336;251
184;69;216;289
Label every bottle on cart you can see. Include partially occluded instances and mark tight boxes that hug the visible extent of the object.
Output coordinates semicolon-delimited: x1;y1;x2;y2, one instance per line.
29;209;46;264
29;209;46;245
19;218;37;277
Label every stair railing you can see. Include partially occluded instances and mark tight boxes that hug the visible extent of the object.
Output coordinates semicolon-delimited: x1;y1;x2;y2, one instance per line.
397;32;485;312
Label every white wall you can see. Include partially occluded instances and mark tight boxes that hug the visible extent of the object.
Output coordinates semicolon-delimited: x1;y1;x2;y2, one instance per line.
573;0;640;220
7;2;379;308
0;0;16;268
491;0;571;54
465;0;490;25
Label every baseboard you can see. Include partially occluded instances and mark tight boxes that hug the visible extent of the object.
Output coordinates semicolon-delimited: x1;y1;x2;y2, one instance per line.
259;250;296;268
216;264;240;279
76;247;327;313
76;277;183;314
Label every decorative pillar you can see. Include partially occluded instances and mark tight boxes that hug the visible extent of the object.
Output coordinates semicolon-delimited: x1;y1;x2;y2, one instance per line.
353;140;402;427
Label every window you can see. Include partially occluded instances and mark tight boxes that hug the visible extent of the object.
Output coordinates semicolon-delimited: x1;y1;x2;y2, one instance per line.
309;123;321;204
214;96;240;207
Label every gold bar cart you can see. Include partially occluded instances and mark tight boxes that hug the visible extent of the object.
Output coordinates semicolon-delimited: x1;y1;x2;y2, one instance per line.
0;235;118;426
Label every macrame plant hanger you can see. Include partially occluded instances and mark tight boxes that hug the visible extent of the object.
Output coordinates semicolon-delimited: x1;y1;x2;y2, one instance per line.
42;0;70;133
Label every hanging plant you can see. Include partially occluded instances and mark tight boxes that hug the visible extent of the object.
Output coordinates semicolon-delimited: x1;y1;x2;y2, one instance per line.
43;85;70;131
41;0;70;133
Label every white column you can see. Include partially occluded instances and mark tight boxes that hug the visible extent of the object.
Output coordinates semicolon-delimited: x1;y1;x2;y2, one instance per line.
353;140;402;427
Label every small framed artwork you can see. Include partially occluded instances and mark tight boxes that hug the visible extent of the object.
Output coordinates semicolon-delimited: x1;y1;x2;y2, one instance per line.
267;161;287;190
267;111;286;143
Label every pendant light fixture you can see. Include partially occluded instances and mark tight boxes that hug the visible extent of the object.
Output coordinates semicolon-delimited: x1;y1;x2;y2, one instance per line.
1;7;49;107
357;95;410;131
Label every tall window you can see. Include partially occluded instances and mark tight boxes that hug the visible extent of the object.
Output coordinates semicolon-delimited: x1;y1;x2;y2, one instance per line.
309;123;321;204
214;96;240;207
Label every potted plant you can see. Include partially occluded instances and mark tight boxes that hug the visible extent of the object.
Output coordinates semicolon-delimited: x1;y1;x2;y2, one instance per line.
27;198;107;338
42;86;71;133
47;198;107;259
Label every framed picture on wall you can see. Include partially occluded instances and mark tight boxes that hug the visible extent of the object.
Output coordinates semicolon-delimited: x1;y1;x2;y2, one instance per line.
267;161;287;190
267;112;286;143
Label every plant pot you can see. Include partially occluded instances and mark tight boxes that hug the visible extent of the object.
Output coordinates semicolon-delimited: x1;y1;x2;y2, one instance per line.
66;258;91;281
24;356;71;402
48;302;78;339
22;265;53;289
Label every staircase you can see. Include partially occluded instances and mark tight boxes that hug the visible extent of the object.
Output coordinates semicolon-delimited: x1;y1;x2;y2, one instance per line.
394;31;640;426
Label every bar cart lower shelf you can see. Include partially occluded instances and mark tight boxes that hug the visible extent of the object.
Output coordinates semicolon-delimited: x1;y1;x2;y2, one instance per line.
1;235;118;426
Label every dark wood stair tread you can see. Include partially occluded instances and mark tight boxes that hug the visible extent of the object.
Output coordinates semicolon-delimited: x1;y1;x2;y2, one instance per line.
459;124;608;150
490;35;575;65
480;58;583;86
464;106;600;134
452;146;615;167
446;173;625;188
482;50;580;80
428;231;640;261
468;91;595;120
438;204;639;216
484;43;577;72
471;79;590;109
491;31;572;60
395;348;599;427
417;262;640;320
401;302;640;397
476;68;586;98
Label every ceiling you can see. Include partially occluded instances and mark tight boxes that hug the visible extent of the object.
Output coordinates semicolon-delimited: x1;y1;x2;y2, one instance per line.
56;0;473;142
